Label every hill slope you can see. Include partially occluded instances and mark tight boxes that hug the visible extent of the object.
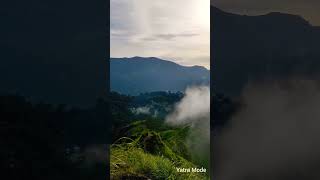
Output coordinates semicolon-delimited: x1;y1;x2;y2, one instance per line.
111;57;209;95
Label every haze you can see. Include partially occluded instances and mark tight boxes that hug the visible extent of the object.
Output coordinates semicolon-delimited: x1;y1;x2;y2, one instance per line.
111;0;210;69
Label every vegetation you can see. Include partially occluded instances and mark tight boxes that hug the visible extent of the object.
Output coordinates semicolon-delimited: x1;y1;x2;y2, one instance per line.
110;91;210;179
0;91;235;179
110;125;208;180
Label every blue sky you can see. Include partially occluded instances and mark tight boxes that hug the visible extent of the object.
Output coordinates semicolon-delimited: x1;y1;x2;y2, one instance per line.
110;0;210;69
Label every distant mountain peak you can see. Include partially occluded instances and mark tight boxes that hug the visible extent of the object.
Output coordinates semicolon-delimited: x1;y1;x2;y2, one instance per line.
191;65;209;71
211;5;236;17
110;57;210;95
211;6;223;13
111;57;208;70
131;56;158;59
211;5;311;27
211;4;320;97
262;12;310;26
116;56;170;61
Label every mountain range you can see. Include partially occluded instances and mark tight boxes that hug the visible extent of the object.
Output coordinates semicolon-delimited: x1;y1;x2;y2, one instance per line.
2;5;320;103
112;7;320;96
110;57;209;95
211;6;320;96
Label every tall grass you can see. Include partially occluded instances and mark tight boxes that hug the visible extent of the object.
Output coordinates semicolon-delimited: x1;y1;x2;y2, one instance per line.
110;128;209;180
111;145;207;180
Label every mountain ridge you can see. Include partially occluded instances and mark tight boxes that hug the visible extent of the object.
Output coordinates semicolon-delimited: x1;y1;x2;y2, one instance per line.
110;57;210;95
111;56;209;70
211;6;311;26
211;6;320;96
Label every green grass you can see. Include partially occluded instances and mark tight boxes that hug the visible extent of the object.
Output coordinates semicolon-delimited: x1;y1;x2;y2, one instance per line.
110;120;210;179
111;145;208;180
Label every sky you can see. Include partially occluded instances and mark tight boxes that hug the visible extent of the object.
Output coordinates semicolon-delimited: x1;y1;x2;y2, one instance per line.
110;0;210;69
211;0;320;26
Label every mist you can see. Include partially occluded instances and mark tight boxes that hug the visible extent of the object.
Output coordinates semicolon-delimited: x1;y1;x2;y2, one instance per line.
166;86;210;126
214;79;320;180
130;106;151;115
166;86;210;168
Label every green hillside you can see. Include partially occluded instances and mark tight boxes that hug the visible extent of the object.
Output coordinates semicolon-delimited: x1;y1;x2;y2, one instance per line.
110;92;209;179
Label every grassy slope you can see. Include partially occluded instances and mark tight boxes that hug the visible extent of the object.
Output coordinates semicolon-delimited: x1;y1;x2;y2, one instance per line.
110;121;209;180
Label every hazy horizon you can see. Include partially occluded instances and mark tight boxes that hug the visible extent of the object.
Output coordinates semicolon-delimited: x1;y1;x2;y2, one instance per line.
110;56;210;70
111;0;210;69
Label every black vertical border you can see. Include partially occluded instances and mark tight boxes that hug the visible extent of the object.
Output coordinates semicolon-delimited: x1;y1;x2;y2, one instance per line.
210;5;214;180
106;0;111;179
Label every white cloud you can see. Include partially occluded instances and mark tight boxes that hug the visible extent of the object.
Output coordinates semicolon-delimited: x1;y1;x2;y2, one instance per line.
165;86;210;167
166;86;210;126
130;106;150;115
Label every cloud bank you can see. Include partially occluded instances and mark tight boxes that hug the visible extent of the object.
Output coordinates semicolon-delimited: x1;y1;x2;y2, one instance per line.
214;79;320;180
166;86;210;167
166;86;210;126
